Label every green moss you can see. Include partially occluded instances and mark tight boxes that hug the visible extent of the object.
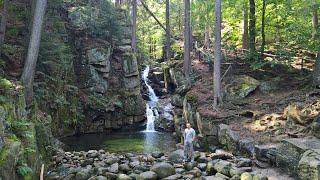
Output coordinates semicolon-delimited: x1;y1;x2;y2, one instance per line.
0;147;9;166
0;78;13;90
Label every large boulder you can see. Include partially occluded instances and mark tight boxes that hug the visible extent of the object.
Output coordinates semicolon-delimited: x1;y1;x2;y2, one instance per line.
276;138;320;175
297;149;320;180
150;162;175;179
213;160;232;177
224;75;260;100
168;149;184;163
218;124;240;153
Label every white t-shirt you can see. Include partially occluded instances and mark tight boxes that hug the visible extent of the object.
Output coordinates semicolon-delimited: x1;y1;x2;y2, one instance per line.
184;128;196;143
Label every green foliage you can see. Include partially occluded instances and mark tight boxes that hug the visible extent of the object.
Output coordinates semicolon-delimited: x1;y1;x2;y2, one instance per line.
0;78;13;90
16;163;33;177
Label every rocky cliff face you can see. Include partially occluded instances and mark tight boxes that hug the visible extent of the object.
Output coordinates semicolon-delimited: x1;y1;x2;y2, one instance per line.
65;2;145;134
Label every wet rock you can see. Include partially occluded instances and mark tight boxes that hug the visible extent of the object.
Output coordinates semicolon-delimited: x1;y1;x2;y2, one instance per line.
240;172;252;180
81;158;94;166
151;151;164;158
88;176;108;180
106;157;120;165
175;168;185;174
117;173;132;180
109;163;119;173
214;160;232;177
75;170;90;180
206;161;217;175
97;167;108;175
138;171;157;180
197;163;207;171
168;149;184;163
218;124;240;154
188;167;202;177
87;150;99;158
150;162;175;179
119;163;131;173
184;161;197;171
105;172;117;180
297;149;320;180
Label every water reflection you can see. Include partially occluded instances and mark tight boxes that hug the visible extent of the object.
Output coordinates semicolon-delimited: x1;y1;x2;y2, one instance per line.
60;131;177;153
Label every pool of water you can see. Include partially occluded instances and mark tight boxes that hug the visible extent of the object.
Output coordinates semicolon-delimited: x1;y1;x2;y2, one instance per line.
60;131;178;154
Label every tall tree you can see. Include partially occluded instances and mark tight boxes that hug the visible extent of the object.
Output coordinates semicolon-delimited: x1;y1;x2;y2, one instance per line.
21;0;47;105
260;0;266;59
213;0;222;107
183;0;191;78
242;0;249;50
312;1;320;86
0;0;8;48
132;0;137;53
249;0;256;57
165;0;171;61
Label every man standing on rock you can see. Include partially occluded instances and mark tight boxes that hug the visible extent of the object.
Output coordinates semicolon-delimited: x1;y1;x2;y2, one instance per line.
183;122;196;162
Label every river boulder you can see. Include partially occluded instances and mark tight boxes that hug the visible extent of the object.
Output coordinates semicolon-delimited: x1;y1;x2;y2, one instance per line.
168;149;184;163
138;171;157;180
297;149;320;180
150;162;175;178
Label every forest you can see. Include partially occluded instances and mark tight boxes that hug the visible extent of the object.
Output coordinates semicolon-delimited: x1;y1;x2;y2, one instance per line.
0;0;319;180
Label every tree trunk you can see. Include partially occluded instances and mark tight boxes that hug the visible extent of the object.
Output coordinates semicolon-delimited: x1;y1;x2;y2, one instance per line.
213;0;222;107
242;0;249;50
21;0;47;106
249;0;256;57
204;25;210;49
313;53;320;86
0;0;8;48
165;0;170;61
183;0;191;78
312;2;320;86
132;0;137;53
260;0;266;60
312;1;318;39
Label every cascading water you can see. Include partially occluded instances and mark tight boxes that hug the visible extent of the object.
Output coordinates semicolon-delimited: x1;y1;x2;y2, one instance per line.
142;65;159;132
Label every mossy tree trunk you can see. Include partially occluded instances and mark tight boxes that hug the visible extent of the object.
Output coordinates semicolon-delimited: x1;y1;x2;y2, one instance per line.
249;0;256;58
0;0;8;49
21;0;47;106
260;0;266;60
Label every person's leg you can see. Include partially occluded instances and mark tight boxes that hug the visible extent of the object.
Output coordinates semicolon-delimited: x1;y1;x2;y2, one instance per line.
190;142;194;162
184;143;189;162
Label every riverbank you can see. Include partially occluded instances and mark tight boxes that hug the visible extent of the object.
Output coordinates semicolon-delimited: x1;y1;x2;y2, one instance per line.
47;148;280;180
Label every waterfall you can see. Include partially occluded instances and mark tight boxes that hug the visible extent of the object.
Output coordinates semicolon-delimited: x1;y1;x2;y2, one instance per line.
142;65;159;132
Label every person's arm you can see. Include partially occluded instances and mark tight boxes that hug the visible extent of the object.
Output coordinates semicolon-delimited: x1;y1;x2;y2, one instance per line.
192;129;196;141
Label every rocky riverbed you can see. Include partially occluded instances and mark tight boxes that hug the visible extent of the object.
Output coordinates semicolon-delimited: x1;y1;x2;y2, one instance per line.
47;148;271;180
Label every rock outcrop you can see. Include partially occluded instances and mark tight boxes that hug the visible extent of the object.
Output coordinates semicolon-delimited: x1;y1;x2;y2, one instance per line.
62;1;145;134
